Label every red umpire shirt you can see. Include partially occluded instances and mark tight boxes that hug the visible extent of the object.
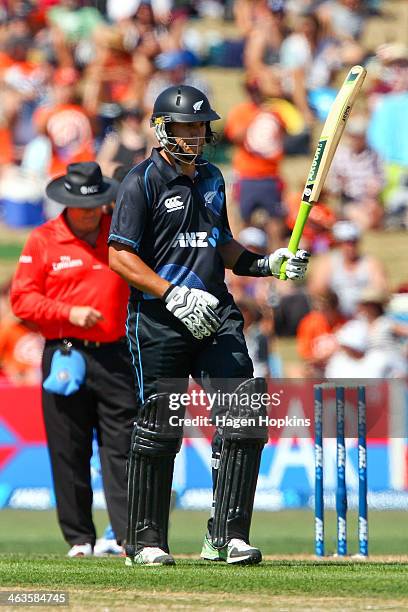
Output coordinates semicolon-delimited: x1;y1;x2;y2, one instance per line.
11;213;129;341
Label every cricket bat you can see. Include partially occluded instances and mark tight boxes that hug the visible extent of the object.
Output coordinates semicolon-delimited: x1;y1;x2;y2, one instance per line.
279;65;367;279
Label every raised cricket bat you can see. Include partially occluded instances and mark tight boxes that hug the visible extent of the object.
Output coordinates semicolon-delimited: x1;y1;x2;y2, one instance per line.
280;65;367;279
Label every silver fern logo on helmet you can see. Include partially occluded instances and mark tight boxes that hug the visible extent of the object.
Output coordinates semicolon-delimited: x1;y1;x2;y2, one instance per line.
193;100;204;112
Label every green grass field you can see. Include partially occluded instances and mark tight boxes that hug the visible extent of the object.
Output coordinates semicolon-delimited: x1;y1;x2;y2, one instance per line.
1;509;407;609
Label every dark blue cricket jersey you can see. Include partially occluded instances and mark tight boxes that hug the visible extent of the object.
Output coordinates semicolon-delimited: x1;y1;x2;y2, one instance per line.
108;148;233;302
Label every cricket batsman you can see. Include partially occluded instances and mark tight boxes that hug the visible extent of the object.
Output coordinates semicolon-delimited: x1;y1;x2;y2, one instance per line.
108;85;309;565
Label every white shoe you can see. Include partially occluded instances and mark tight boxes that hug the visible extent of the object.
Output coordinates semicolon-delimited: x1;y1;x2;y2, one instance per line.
227;539;262;565
93;538;123;556
125;546;175;566
67;543;93;558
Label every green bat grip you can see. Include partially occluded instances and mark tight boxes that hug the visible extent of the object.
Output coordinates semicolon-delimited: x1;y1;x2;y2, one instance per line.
279;200;313;280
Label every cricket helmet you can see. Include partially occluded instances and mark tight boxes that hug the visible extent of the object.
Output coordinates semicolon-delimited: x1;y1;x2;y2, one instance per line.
150;85;220;165
150;85;220;124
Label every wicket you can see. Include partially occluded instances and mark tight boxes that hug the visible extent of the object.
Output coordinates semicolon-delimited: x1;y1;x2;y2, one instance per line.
314;384;368;557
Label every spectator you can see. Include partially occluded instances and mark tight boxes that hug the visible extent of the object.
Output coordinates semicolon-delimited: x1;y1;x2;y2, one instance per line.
357;287;408;377
286;189;336;254
279;12;340;124
280;12;363;123
107;0;171;24
10;162;136;557
97;105;148;177
297;289;346;377
106;0;142;22
285;1;319;16
326;316;406;378
243;0;288;75
272;283;311;337
0;280;44;384
316;0;366;41
325;318;369;378
385;171;408;229
308;220;388;317
367;45;408;215
83;41;135;115
230;227;310;340
224;72;287;248
46;0;104;66
124;1;163;83
370;43;408;99
226;226;269;302
2;35;48;158
85;2;164;113
233;0;275;38
0;102;15;166
367;43;408;101
225;227;285;375
33;67;94;177
237;297;271;378
144;49;209;111
47;1;104;43
327;115;385;230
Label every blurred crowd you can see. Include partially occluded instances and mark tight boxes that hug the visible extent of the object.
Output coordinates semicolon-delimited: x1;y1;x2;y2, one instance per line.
0;0;407;382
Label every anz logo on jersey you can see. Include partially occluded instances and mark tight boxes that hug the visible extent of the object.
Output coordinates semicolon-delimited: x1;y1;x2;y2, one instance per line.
172;227;220;248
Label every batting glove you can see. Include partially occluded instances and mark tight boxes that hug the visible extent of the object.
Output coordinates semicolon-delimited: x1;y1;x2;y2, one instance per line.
164;285;221;340
267;248;310;280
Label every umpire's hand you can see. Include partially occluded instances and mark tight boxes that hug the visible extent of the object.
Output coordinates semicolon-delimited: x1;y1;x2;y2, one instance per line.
69;306;104;328
164;285;221;340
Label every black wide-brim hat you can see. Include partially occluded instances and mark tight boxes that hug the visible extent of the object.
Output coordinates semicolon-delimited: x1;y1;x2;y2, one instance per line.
46;162;119;208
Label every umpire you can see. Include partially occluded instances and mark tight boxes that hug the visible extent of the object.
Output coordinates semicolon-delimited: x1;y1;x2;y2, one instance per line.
11;162;136;557
109;86;309;566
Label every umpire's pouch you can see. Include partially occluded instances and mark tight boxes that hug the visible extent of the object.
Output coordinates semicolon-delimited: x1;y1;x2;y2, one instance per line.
43;342;86;396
